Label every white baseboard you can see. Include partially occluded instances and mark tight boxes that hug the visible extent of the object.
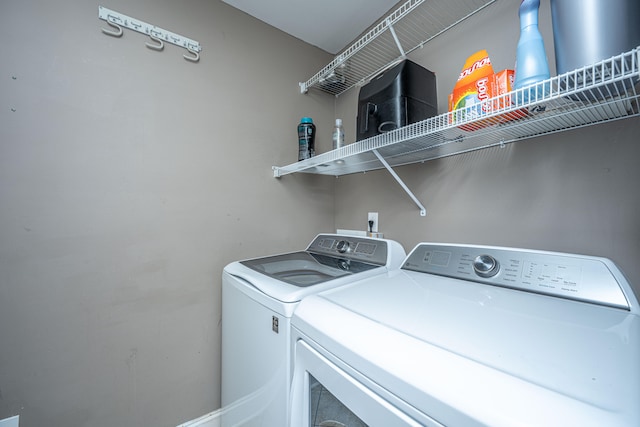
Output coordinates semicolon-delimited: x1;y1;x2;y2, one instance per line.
176;410;221;427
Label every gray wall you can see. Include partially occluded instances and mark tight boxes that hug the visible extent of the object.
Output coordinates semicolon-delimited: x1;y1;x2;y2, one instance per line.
0;0;335;426
334;0;640;294
1;0;639;426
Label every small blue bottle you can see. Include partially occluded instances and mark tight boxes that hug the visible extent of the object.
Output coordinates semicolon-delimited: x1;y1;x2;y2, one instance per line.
514;0;550;104
297;117;316;161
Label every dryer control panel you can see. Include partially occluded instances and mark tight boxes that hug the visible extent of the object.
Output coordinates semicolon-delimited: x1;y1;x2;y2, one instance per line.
403;243;637;311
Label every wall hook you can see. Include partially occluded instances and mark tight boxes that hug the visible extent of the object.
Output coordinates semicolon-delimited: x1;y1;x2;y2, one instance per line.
101;19;123;37
98;6;202;61
183;48;200;63
146;35;164;51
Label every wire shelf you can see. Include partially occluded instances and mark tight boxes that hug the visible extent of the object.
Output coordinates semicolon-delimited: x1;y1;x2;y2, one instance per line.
299;0;497;96
275;47;640;178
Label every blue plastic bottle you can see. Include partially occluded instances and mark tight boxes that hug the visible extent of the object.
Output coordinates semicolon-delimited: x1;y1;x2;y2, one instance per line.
514;0;550;103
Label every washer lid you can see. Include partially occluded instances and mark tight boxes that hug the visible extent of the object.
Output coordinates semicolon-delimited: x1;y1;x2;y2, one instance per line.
225;259;391;304
240;251;380;286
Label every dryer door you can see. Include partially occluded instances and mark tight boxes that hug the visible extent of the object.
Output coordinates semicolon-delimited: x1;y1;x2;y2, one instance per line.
289;339;443;427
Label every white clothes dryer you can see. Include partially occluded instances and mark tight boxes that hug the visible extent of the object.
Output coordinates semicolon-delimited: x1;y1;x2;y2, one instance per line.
220;234;405;427
290;243;640;427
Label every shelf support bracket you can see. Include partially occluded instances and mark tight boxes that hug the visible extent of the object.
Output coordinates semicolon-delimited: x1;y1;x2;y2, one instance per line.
386;20;406;57
372;149;426;216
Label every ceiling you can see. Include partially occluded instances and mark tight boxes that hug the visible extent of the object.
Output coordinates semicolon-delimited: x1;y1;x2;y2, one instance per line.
221;0;401;54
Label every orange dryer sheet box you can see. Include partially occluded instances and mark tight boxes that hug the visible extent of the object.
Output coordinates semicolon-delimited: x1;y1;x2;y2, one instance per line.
490;69;528;123
448;50;527;131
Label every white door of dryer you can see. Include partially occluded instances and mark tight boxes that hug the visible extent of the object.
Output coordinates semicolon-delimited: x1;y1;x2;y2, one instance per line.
290;339;443;427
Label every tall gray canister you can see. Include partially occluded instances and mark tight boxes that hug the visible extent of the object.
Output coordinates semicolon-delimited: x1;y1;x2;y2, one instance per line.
550;0;640;74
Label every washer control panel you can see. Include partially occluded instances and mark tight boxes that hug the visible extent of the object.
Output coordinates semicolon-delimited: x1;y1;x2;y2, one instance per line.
307;234;388;266
403;243;635;310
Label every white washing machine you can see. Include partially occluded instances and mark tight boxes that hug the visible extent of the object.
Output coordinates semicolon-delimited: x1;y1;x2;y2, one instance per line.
290;243;640;427
220;234;406;427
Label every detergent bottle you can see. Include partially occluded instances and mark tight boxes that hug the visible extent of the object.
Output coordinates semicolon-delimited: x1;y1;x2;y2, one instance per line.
514;0;550;103
297;117;316;161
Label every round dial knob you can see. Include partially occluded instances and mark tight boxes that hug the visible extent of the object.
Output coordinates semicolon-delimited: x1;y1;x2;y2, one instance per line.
473;254;500;278
336;240;350;253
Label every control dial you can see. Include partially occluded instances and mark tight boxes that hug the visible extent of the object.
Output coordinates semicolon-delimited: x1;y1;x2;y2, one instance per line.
336;240;350;254
473;254;500;278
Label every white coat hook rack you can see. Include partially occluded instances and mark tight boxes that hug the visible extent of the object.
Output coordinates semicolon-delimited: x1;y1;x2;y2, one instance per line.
98;5;201;62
